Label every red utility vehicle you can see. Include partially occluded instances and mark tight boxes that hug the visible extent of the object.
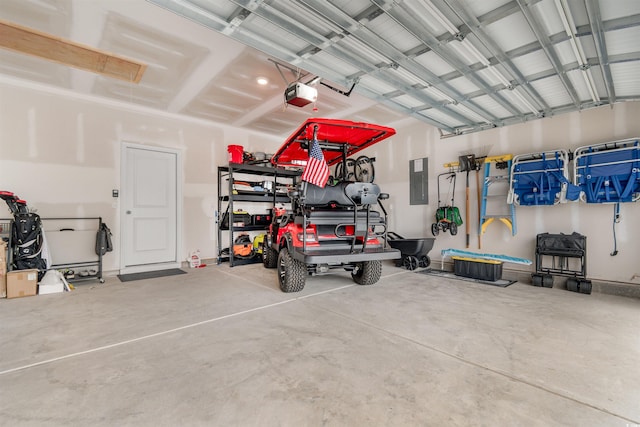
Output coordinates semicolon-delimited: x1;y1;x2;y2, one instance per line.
263;118;401;292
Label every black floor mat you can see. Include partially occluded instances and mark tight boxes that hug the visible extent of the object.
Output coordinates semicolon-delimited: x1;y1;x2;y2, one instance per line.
118;268;187;282
416;268;516;288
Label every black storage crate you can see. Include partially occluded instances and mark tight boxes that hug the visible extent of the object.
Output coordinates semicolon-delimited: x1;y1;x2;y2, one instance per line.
251;214;272;226
532;232;591;294
535;232;586;277
220;211;252;230
453;257;503;282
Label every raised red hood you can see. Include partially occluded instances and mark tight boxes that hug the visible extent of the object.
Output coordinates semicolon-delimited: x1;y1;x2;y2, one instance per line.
271;118;396;167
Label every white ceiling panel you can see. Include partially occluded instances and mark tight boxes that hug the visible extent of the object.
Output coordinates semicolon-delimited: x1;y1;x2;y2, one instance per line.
0;50;71;87
394;94;425;109
0;0;71;37
414;50;457;77
422;107;466;128
598;0;640;21
307;50;363;78
324;0;371;18
567;69;595;103
456;0;512;17
472;94;515;119
511;50;553;77
369;14;423;53
350;104;406;124
530;0;565;35
611;63;640;97
604;27;640;56
530;76;574;108
357;75;399;95
447;75;482;95
0;0;637;137
337;35;392;66
186;0;237;18
482;12;538;52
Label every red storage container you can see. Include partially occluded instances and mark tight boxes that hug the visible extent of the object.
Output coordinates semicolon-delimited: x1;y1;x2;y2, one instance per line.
227;145;244;163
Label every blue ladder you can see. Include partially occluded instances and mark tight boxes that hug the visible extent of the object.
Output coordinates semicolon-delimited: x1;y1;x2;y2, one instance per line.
479;155;516;248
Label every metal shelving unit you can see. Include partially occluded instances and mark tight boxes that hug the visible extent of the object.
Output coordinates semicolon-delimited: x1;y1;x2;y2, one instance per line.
217;163;299;266
41;217;105;284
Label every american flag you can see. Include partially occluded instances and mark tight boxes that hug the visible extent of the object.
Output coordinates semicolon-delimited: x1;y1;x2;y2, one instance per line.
301;138;330;188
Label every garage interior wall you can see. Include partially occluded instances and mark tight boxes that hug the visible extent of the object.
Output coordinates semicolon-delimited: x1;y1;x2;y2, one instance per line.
0;81;282;273
1;80;639;288
365;101;640;285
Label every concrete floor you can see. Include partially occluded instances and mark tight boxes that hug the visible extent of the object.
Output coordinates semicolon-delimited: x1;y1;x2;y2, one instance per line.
0;262;638;426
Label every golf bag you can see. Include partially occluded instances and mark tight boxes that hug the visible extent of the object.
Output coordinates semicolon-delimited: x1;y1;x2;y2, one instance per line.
1;191;47;280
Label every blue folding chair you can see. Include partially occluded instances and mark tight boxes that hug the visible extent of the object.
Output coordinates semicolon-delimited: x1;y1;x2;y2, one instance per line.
574;138;640;204
509;150;577;206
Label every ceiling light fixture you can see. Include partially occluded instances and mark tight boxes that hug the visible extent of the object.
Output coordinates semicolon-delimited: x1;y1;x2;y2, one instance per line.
256;76;269;85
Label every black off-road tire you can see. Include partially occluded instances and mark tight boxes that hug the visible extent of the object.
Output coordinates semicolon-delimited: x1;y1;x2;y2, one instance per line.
263;246;277;269
351;260;382;285
277;247;306;292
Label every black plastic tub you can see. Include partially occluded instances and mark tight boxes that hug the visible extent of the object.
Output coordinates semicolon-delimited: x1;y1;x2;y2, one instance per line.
453;256;503;282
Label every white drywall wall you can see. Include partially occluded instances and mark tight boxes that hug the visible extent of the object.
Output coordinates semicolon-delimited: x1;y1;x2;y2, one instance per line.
0;82;283;273
363;102;640;284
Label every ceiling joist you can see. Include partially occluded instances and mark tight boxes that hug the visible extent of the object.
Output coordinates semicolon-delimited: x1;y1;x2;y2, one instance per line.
0;19;146;83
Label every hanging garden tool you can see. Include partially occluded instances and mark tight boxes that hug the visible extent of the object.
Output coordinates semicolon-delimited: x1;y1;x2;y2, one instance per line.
458;154;476;248
431;170;463;236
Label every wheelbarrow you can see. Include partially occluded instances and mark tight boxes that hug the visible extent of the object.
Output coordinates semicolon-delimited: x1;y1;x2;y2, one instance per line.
386;232;436;270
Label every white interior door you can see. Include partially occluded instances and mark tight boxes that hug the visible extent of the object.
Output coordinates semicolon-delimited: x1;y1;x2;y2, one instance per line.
121;144;181;273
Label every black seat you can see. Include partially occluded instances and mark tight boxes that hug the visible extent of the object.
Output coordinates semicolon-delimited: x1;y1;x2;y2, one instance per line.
300;182;353;207
296;181;382;208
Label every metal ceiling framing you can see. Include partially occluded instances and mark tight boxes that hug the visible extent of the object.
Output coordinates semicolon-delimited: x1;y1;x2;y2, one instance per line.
149;0;640;136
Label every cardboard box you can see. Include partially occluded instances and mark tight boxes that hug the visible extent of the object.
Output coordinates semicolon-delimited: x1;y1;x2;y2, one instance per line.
7;269;38;299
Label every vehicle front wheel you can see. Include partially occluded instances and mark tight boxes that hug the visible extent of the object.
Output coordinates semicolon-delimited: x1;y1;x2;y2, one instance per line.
277;247;306;292
263;246;277;268
351;260;382;285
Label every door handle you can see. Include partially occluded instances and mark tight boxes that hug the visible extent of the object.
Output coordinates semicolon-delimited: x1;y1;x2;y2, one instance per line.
126;210;132;214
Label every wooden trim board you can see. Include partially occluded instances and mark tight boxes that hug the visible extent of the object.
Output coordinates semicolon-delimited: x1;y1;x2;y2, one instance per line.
0;19;146;83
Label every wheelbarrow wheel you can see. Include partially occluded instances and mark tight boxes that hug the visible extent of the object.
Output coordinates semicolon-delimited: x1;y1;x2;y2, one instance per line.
449;222;458;236
403;256;419;271
419;255;431;268
431;223;439;236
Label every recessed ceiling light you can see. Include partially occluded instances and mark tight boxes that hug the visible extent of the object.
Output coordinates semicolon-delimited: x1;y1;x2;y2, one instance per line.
256;77;269;85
